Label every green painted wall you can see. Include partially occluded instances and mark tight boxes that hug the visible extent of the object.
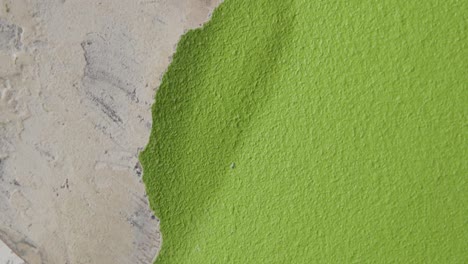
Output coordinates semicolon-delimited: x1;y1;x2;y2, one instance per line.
140;0;467;263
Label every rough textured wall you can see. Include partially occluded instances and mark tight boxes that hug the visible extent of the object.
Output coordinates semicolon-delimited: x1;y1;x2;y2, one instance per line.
0;0;220;263
141;0;467;263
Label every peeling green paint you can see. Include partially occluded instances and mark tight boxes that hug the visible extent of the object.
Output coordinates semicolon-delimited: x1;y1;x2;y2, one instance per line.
140;0;467;263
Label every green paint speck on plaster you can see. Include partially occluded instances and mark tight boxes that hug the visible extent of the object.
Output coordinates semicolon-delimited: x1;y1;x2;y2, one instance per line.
140;0;467;263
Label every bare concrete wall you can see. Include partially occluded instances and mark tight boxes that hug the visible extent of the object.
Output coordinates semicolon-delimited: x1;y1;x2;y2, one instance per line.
0;0;220;263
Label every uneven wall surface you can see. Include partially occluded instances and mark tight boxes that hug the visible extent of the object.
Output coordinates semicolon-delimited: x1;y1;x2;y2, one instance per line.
0;0;219;263
141;0;467;263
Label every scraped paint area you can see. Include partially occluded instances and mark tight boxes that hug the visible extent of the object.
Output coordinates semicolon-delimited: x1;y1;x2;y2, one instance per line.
140;0;467;263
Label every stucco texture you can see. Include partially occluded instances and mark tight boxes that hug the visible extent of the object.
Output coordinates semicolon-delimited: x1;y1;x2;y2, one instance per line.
140;0;467;263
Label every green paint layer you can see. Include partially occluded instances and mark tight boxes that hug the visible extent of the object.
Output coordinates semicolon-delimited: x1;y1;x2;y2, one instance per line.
140;0;467;263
